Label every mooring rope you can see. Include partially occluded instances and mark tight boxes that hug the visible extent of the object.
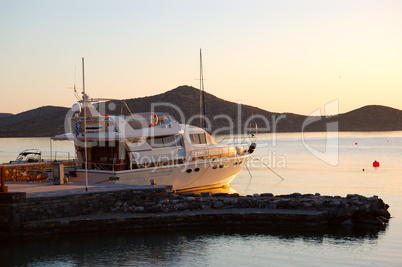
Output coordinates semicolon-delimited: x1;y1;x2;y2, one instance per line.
251;156;284;181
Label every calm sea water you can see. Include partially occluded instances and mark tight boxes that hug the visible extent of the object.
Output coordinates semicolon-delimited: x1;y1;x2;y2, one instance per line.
1;132;402;266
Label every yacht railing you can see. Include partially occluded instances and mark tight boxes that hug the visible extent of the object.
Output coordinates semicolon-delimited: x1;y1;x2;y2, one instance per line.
77;161;127;171
218;135;256;145
53;151;71;162
217;135;256;154
190;145;246;161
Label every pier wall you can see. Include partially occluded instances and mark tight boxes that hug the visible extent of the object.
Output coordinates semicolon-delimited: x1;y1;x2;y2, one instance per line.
0;188;391;237
0;187;169;235
1;163;51;182
1;161;76;182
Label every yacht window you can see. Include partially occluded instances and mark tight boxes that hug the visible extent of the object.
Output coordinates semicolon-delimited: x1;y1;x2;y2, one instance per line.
193;133;201;144
166;134;183;147
175;134;183;147
147;137;164;148
146;135;183;148
199;133;206;144
163;135;177;147
189;134;195;144
190;133;207;145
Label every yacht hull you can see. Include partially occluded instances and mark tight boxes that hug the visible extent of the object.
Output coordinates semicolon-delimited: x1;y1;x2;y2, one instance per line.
72;154;250;191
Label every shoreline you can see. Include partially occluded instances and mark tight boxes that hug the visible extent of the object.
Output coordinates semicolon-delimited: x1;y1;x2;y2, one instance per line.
2;129;402;139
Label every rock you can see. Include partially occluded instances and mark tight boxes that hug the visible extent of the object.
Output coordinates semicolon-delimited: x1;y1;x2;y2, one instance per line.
201;204;210;209
232;198;239;205
212;193;229;197
186;197;196;202
158;199;169;205
181;192;196;197
275;199;290;208
344;206;356;217
171;199;180;204
376;209;391;218
313;200;324;209
351;206;359;212
189;202;201;210
288;200;300;208
361;204;371;213
260;193;274;197
378;216;389;223
290;193;302;198
330;201;341;207
223;198;231;205
176;203;189;210
356;216;386;228
212;200;224;209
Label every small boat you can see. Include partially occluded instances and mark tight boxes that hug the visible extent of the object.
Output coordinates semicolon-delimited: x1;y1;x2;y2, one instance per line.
10;149;42;164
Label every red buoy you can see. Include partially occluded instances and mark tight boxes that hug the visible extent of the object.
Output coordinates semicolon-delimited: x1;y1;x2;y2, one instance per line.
373;161;380;167
355;142;358;145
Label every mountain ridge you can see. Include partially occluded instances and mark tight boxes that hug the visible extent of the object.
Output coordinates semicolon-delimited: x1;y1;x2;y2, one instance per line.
0;85;401;137
0;113;13;118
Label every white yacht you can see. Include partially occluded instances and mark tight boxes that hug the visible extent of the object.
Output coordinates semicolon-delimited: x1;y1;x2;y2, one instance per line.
54;98;257;191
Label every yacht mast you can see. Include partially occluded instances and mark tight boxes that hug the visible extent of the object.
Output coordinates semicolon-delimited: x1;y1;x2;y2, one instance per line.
82;57;88;192
199;49;206;129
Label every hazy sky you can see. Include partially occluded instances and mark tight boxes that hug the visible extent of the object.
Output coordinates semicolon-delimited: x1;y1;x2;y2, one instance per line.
1;0;401;115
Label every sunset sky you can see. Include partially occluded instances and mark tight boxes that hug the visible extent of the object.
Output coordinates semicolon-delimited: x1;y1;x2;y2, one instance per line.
1;0;401;116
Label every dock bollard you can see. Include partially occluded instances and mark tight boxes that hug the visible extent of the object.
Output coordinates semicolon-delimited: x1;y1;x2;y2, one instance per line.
52;162;64;185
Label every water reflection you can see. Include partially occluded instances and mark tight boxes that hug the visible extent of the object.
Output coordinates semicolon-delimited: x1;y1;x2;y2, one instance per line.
2;226;385;267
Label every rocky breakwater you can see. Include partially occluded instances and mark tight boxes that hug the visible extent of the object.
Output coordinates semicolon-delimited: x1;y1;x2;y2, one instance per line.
112;192;391;229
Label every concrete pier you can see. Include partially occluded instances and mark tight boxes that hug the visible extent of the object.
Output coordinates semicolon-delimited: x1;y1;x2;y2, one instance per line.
0;182;391;237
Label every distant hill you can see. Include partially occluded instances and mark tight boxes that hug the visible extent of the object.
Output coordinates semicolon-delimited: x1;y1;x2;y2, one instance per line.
338;105;402;131
0;113;13;118
0;85;401;137
101;85;306;134
304;105;402;132
0;106;69;137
